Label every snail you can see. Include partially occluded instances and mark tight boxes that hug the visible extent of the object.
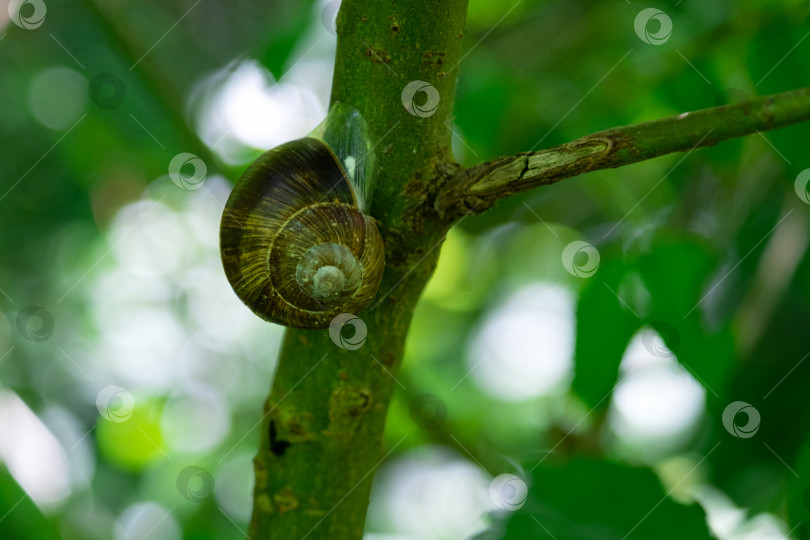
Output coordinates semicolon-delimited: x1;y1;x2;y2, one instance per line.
219;103;385;329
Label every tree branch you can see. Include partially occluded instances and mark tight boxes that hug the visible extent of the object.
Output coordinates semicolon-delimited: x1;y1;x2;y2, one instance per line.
435;86;810;220
248;1;467;538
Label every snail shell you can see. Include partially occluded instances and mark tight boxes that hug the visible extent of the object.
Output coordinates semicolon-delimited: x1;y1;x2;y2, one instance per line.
220;106;385;329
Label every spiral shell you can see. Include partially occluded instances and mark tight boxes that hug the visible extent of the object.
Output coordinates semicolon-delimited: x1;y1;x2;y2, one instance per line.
220;136;385;329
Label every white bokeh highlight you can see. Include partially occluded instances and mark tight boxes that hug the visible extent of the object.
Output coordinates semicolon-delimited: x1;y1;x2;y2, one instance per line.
160;385;231;453
28;67;87;130
367;447;493;539
466;283;575;401
609;328;706;452
114;502;180;540
194;53;333;163
0;390;72;508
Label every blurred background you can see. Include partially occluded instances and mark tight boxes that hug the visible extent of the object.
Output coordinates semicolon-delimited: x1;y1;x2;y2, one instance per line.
2;0;810;538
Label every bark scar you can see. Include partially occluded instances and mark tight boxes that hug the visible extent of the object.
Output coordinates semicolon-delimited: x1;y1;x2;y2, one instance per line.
269;420;291;456
517;155;530;183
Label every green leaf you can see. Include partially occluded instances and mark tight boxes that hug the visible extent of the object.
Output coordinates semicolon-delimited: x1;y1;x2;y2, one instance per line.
787;437;810;539
498;458;712;540
637;238;733;400
572;257;639;407
0;466;62;540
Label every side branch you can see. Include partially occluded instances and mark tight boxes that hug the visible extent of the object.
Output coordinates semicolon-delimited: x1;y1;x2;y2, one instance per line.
435;86;810;219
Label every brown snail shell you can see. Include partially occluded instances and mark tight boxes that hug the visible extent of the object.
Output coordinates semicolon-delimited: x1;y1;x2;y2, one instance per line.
220;107;384;329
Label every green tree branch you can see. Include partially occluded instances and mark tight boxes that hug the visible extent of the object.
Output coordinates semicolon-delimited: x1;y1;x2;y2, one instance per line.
248;1;467;538
435;86;810;220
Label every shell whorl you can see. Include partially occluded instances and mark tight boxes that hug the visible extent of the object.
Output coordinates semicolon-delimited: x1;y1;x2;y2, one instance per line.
296;242;362;300
220;137;384;329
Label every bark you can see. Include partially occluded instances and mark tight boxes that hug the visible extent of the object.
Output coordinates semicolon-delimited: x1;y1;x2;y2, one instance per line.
248;1;467;538
435;86;810;221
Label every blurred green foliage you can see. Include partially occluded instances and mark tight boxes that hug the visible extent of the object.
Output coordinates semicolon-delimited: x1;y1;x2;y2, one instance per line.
2;0;810;538
494;458;714;539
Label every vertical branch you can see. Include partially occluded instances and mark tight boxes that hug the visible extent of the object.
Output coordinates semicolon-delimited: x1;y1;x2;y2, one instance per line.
249;1;467;538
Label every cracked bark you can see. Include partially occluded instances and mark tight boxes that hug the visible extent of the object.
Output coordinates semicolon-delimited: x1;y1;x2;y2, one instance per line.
434;86;810;221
